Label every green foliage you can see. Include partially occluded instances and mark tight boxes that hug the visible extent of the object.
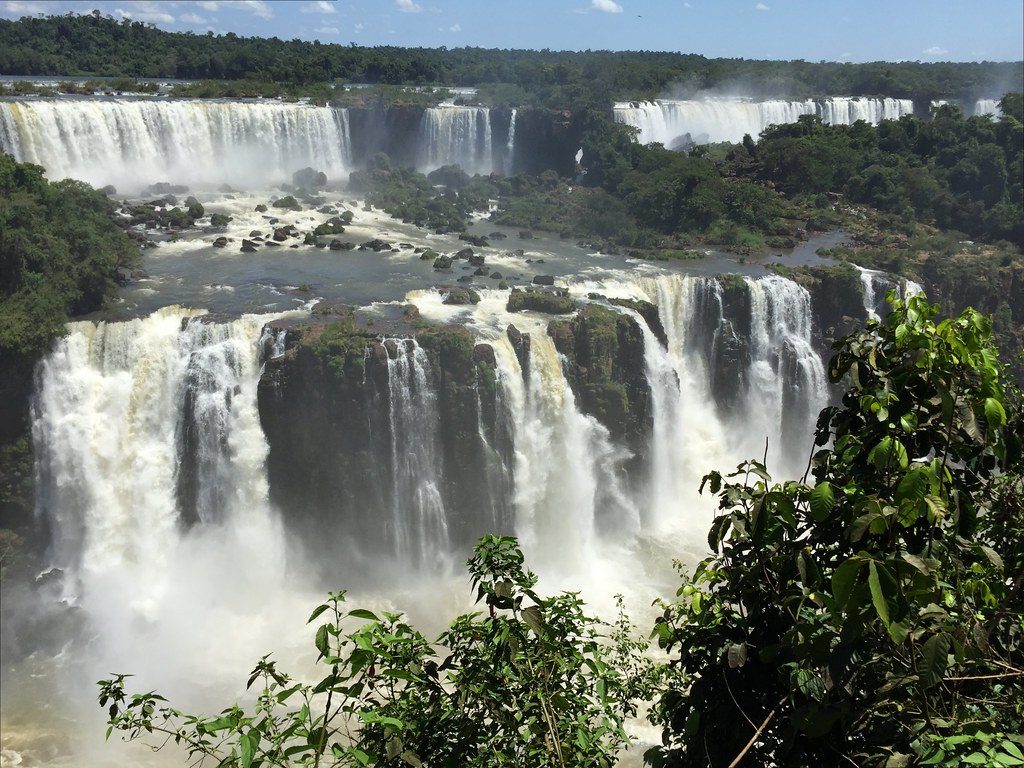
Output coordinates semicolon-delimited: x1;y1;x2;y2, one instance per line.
648;294;1024;767
0;153;137;366
98;536;661;767
2;13;1020;104
757;108;1024;246
348;161;497;233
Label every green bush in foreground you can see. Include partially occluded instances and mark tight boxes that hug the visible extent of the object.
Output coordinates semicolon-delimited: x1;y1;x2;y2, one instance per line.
648;294;1023;768
99;536;661;767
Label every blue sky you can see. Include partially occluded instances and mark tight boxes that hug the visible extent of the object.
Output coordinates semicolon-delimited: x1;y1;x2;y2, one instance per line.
1;0;1022;62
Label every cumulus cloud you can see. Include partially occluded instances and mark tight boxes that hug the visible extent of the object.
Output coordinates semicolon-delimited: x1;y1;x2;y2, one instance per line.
302;0;336;13
354;22;364;31
316;25;340;35
449;22;461;31
219;0;272;19
196;1;219;9
590;0;623;11
181;11;207;23
114;2;176;24
2;1;48;13
755;2;769;10
923;45;949;56
396;0;422;12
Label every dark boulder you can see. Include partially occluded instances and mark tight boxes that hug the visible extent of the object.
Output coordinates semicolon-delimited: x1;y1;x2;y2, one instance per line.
292;167;327;189
359;239;392;252
241;239;259;252
433;255;454;270
532;275;556;286
443;288;482;306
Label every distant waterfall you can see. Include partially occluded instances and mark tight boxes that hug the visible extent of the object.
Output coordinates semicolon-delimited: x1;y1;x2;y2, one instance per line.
385;340;450;568
855;265;925;320
0;98;353;190
973;99;1001;117
613;96;914;146
505;108;518;175
418;105;494;175
32;307;285;609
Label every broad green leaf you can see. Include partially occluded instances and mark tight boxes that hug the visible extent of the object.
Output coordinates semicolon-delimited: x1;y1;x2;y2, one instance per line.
521;605;545;635
867;561;890;626
870;436;908;471
984;397;1006;427
919;632;951;688
347;609;379;621
808;482;835;521
832;558;862;612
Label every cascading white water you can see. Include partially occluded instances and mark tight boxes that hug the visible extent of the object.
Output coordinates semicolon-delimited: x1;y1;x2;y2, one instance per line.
32;307;285;606
613;96;914;146
974;99;1001;116
856;265;884;320
506;108;517;175
489;329;638;574
418;105;494;175
744;276;829;474
0;98;352;190
385;339;450;569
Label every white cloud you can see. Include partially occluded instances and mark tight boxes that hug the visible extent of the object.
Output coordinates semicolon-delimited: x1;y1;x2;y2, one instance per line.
354;22;364;31
2;1;48;13
590;0;623;12
396;0;422;12
755;2;769;10
316;25;340;35
113;2;176;24
196;1;219;9
302;0;336;13
221;0;272;19
449;22;460;32
923;45;949;56
683;2;691;7
181;11;207;23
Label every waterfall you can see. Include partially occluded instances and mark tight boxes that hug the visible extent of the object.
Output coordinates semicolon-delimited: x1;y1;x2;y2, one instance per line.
0;98;352;190
418;105;494;175
385;340;450;569
490;331;637;574
506;108;517;175
32;307;286;614
973;99;1001;117
856;265;884;320
613;96;914;146
744;276;828;473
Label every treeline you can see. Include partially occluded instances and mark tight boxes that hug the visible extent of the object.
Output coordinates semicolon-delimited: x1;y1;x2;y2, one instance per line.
1;12;1021;106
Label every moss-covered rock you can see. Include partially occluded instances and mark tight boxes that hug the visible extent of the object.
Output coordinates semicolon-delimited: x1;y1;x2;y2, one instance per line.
507;288;577;314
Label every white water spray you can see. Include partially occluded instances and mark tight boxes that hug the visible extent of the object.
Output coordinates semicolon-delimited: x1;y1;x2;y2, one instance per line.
0;99;353;190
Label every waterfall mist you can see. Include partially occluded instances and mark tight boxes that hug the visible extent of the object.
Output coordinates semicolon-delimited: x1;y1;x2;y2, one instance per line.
0;99;353;191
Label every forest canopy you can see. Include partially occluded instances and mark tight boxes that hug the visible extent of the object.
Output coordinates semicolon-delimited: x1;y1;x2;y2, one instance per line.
1;12;1022;105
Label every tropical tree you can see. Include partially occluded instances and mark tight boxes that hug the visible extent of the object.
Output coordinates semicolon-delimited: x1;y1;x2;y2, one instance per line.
647;293;1024;767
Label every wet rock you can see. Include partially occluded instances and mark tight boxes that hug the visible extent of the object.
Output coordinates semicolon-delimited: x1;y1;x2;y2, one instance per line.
468;253;486;267
457;275;474;283
420;249;439;261
292;167;327;189
443;288;482;305
209;213;231;227
489;231;507;240
272;195;302;212
532;275;555;286
273;227;290;242
489;271;503;280
359;239;392;252
454;247;474;260
213;236;229;248
241;239;259;252
609;298;668;348
519;230;534;239
473;267;488;276
507;287;576;314
433;255;454;270
255;204;268;212
250;230;263;238
459;233;489;248
218;183;237;193
506;324;531;373
100;184;117;196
